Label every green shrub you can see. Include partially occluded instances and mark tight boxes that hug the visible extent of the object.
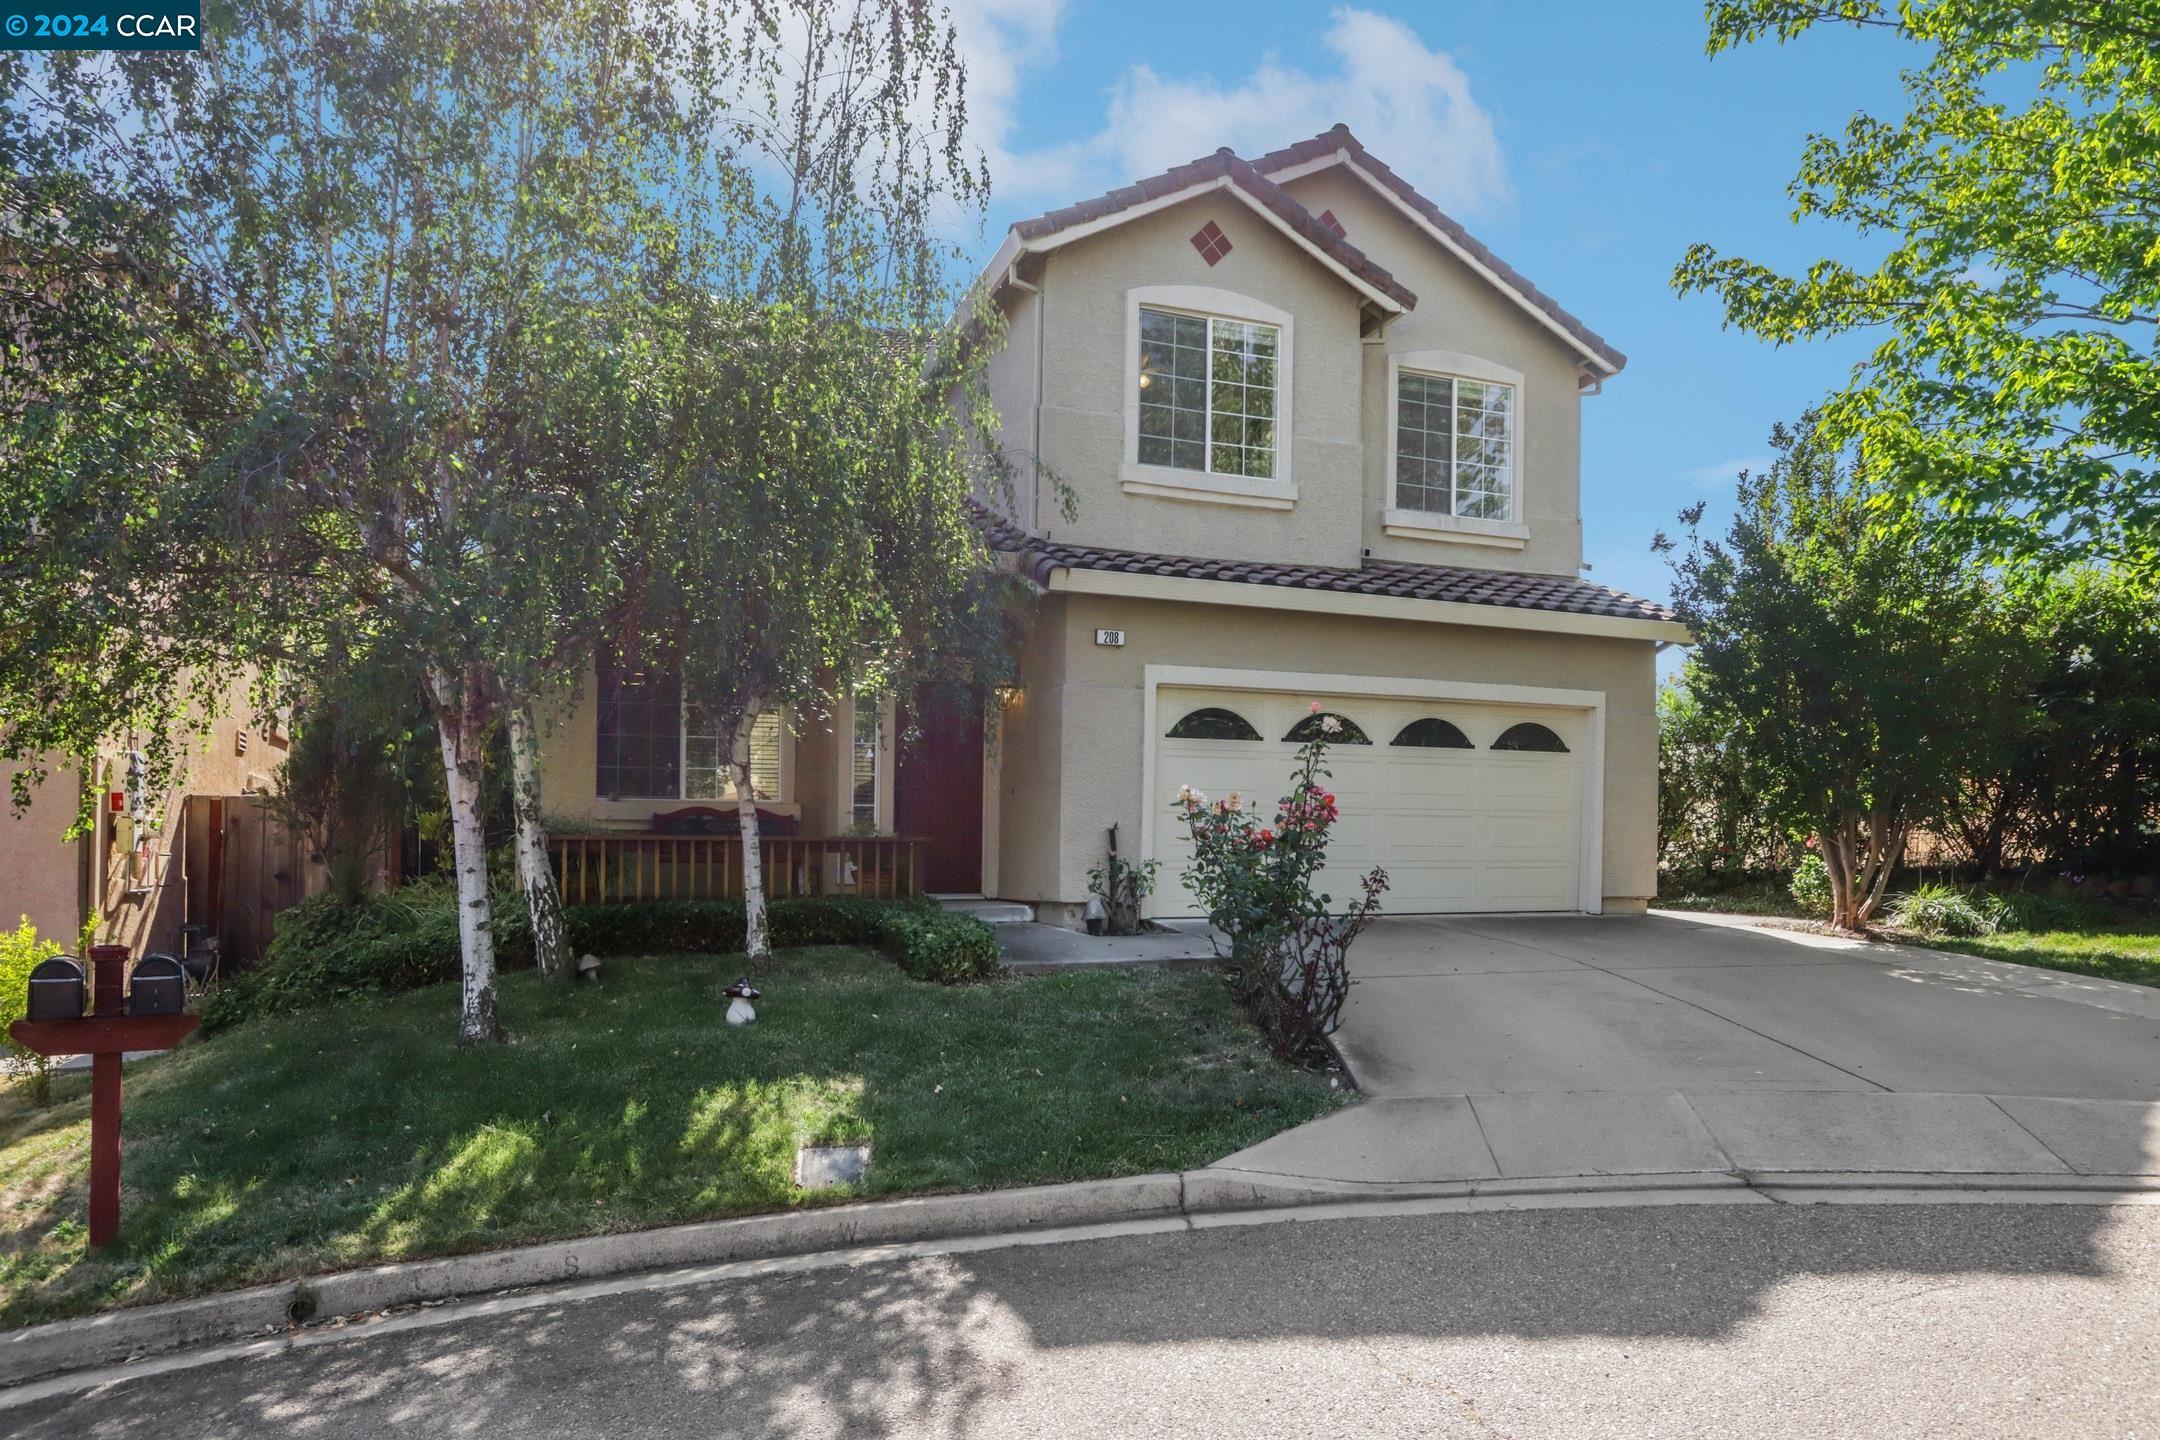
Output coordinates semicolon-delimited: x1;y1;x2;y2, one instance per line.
876;908;1002;984
0;916;63;1103
565;897;899;956
201;878;512;1031
1884;881;2001;938
202;886;962;1031
1789;852;1832;917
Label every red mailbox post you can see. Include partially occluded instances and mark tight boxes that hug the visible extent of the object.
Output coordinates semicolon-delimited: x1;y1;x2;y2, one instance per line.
7;943;197;1248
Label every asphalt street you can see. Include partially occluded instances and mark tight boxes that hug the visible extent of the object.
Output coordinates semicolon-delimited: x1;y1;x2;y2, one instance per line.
12;1201;2158;1438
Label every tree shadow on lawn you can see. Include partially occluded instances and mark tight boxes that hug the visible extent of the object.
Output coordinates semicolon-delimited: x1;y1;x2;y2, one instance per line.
0;949;1340;1327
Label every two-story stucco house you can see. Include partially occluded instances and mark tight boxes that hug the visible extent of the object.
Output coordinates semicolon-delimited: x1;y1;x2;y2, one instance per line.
973;127;1685;923
536;127;1685;925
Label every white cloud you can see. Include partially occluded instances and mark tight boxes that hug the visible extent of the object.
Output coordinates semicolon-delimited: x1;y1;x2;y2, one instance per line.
1679;456;1775;483
939;0;1094;202
948;6;1509;219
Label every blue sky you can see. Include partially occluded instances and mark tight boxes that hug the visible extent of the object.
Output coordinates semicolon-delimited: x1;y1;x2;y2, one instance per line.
944;1;1914;620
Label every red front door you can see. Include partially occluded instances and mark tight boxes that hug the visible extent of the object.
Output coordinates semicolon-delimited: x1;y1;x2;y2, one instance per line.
894;688;985;894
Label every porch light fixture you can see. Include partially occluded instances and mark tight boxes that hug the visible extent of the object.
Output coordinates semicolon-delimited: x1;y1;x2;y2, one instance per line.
993;684;1025;708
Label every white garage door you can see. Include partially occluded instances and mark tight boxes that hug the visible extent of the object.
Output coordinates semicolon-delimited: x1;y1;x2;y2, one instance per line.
1150;687;1588;916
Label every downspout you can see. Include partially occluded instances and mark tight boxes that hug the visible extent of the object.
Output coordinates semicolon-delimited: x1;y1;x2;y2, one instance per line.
1003;258;1047;532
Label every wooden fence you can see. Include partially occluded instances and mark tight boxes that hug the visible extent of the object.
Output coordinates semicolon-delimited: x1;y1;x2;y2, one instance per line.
549;834;929;904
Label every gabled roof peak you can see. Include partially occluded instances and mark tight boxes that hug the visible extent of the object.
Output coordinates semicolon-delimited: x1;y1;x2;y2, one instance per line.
1000;145;1416;314
1253;125;1625;373
987;127;1625;376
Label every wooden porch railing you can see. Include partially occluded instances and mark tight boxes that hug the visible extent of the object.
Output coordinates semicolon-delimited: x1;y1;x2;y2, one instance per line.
549;833;929;904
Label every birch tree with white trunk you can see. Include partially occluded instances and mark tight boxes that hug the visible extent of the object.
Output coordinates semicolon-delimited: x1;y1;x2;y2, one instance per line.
7;0;737;1038
640;0;1021;965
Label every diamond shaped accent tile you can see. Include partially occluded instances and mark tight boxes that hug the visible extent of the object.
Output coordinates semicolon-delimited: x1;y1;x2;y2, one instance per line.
1189;220;1233;265
1317;208;1347;240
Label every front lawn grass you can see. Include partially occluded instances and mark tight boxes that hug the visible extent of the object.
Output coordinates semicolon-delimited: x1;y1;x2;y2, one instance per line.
1901;926;2160;989
0;949;1344;1328
1656;878;2160;989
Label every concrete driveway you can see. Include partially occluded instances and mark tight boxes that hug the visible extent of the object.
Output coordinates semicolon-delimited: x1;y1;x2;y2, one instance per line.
1218;912;2160;1188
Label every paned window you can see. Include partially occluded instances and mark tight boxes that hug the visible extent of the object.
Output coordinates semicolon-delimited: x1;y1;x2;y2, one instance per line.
1396;371;1515;520
1138;307;1279;478
596;653;783;800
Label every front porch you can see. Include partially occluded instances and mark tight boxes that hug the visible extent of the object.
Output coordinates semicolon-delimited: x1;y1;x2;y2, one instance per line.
547;832;931;903
537;665;1003;907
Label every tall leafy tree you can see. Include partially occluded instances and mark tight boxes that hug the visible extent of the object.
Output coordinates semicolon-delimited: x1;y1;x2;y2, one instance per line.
6;0;728;1040
641;0;1018;963
1952;566;2160;873
0;161;258;820
1658;419;2038;928
1676;1;2160;577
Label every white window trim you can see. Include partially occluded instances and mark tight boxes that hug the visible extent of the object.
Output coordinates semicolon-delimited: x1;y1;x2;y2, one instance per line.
1386;349;1525;544
1122;284;1297;509
838;691;896;832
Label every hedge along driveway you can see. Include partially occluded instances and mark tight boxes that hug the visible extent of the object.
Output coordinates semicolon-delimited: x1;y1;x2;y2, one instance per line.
0;948;1345;1328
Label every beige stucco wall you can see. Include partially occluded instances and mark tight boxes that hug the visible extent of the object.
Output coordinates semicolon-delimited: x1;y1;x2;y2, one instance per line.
989;599;1070;902
985;281;1048;532
980;173;1606;581
993;592;1658;915
1280;167;1591;578
1014;194;1370;568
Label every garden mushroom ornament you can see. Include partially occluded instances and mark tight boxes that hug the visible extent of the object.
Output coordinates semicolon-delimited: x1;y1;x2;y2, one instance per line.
724;977;760;1027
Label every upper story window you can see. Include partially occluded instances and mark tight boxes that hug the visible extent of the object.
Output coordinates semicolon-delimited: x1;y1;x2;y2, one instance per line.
597;653;784;801
1395;369;1516;522
1137;306;1279;480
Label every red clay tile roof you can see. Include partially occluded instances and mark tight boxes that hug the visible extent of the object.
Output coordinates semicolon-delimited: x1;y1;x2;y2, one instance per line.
1252;125;1627;373
974;506;1675;624
1008;146;1418;312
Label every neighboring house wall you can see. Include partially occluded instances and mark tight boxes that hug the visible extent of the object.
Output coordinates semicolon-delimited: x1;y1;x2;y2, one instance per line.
1276;167;1588;578
97;676;291;959
0;673;305;961
1019;194;1368;568
0;763;86;950
995;592;1658;915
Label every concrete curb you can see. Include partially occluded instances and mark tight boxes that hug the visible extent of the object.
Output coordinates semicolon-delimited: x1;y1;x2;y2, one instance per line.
7;1165;2159;1390
0;1173;1180;1388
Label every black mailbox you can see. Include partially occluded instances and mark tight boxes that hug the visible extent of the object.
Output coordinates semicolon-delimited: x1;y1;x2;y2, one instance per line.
127;955;188;1017
27;956;86;1021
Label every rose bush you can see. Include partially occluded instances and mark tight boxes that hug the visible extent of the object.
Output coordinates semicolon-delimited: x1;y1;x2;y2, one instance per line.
1176;707;1388;1062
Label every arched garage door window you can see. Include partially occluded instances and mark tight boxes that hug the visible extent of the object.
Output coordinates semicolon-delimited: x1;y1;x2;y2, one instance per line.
1166;707;1261;740
1491;722;1569;753
1284;711;1371;743
1391;717;1473;749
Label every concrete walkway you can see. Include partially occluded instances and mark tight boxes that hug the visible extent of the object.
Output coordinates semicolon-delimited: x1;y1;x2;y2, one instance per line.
996;919;1222;972
1217;912;2160;1187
